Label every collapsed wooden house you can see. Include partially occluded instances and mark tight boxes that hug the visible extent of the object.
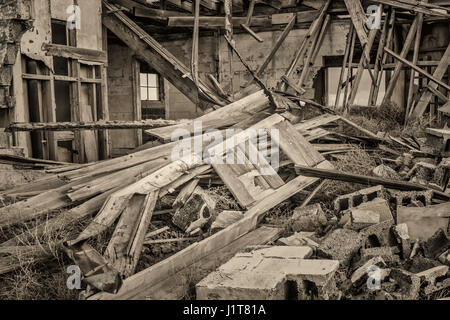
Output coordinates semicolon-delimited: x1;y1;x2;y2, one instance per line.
0;0;450;300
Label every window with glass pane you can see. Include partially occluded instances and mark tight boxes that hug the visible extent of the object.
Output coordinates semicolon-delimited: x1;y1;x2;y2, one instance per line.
140;73;160;101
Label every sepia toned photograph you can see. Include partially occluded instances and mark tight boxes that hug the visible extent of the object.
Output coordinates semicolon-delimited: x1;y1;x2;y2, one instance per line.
0;0;449;307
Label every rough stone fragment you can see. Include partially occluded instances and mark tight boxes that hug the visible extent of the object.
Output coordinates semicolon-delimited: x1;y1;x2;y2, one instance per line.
288;203;328;232
373;164;401;180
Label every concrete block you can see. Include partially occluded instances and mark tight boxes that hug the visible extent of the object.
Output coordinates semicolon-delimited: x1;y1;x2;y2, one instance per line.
360;219;395;248
236;246;313;260
172;186;216;232
333;185;389;212
196;246;339;300
416;266;449;286
390;190;433;208
355;198;393;222
317;228;363;267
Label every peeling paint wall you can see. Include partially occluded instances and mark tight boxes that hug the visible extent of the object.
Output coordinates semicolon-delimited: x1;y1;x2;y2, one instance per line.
0;0;32;110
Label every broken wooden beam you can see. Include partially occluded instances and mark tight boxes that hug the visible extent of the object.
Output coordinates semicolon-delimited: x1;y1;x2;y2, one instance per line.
384;47;450;92
167;16;272;28
294;165;450;200
410;43;450;119
343;0;369;48
371;0;450;17
7;119;181;132
42;43;107;64
102;1;226;108
89;161;331;300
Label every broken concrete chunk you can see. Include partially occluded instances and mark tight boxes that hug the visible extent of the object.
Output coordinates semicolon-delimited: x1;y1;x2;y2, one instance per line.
350;256;386;287
423;229;450;259
196;246;340;300
289;203;328;232
429;158;450;191
389;268;421;300
438;249;450;266
277;232;319;249
360;247;400;265
210;210;244;232
343;208;380;231
416;266;449;286
172;186;216;233
356;198;393;222
372;164;401;180
317;228;362;267
393;223;411;259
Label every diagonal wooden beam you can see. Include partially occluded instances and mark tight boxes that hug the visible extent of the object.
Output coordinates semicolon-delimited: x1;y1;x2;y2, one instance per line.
382;15;419;105
410;43;450;119
371;0;450;17
343;0;369;48
102;1;226;107
347;5;383;110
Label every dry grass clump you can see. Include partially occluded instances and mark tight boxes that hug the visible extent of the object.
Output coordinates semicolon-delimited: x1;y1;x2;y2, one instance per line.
319;145;379;212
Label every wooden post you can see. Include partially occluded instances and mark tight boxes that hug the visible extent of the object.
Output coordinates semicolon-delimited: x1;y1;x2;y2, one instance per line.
372;8;395;107
191;0;200;86
382;15;419;105
297;14;331;88
369;9;390;107
342;26;357;111
279;0;331;91
335;24;354;110
224;0;234;98
406;4;425;119
347;4;383;110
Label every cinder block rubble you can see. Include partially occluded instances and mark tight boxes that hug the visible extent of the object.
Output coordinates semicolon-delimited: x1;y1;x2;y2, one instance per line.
196;246;340;300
